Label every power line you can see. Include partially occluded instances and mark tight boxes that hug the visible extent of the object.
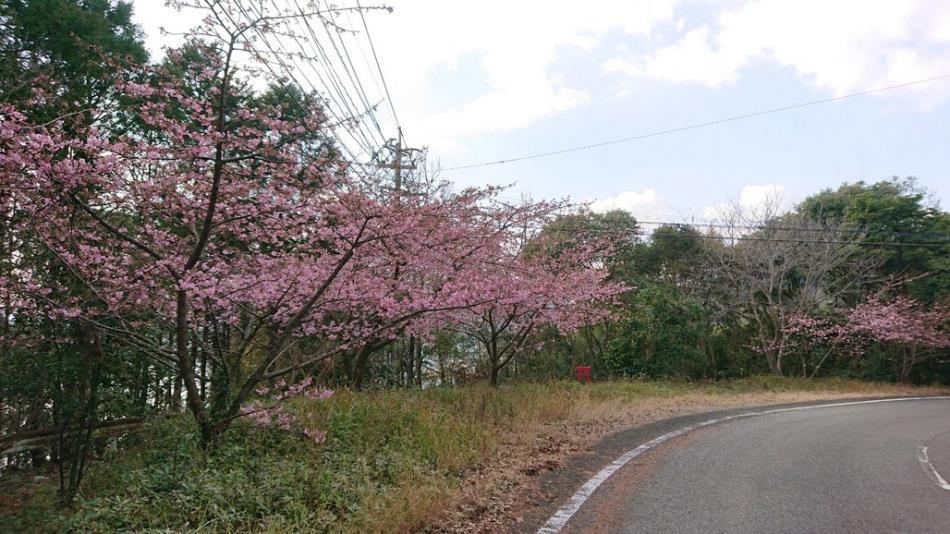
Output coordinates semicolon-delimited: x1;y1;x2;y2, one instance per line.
568;209;950;240
283;0;382;154
344;7;390;125
286;0;385;152
442;73;950;172
234;0;383;162
501;200;950;238
277;0;415;175
616;219;950;240
356;0;402;137
531;223;950;248
324;6;387;144
232;0;365;161
230;0;391;179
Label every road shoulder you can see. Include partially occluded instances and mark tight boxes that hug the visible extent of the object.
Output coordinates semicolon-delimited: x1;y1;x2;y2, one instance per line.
517;395;947;533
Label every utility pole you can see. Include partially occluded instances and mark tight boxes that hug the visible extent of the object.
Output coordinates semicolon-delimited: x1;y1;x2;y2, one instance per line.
394;127;403;197
375;127;417;201
373;127;424;388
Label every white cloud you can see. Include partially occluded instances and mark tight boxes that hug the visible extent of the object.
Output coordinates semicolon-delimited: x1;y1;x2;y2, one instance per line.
736;184;786;210
702;183;788;219
589;188;676;216
133;2;195;58
132;0;950;160
604;0;950;101
604;26;743;87
372;0;680;151
132;0;681;154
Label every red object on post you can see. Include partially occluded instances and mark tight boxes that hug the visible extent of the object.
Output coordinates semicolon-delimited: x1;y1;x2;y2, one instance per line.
574;365;591;383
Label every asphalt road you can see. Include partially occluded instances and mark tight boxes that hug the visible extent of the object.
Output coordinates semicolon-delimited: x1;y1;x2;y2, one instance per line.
561;398;950;534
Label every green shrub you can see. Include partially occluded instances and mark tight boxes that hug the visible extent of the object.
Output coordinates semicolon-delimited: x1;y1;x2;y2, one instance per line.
3;378;939;533
605;284;709;378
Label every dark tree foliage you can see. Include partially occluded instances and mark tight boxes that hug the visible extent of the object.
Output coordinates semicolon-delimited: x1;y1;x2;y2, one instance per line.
630;224;707;287
517;187;947;384
799;177;950;302
605;283;708;379
0;0;148;123
0;0;153;505
526;208;640;280
1;2;949;517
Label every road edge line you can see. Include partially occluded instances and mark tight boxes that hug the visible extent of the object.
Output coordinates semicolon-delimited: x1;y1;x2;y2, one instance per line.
536;395;950;534
918;445;950;491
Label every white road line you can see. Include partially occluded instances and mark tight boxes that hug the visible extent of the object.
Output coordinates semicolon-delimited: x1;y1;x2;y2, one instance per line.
537;396;950;534
918;445;950;491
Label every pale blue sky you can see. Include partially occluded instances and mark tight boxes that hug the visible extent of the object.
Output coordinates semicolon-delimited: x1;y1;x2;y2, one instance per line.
134;0;950;218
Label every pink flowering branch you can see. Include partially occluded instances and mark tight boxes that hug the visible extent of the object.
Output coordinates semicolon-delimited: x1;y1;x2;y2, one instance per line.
236;377;334;444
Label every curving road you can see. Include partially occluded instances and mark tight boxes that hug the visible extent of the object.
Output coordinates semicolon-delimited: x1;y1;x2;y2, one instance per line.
550;397;950;534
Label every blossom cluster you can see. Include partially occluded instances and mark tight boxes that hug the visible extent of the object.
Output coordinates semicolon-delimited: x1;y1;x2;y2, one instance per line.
782;288;949;357
241;378;334;444
0;6;622;438
848;292;949;349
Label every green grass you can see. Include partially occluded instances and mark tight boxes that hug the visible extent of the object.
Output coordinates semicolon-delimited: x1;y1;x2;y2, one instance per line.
2;377;943;533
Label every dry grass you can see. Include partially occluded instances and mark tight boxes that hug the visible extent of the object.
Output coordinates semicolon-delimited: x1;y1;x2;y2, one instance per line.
4;377;944;533
408;378;947;532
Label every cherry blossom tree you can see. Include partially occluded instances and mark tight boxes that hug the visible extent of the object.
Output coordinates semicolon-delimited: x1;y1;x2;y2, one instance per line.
2;72;359;445
782;313;866;378
0;0;623;444
0;3;444;443
784;276;949;381
713;201;880;376
342;190;553;388
2;94;542;442
451;228;623;386
847;290;949;382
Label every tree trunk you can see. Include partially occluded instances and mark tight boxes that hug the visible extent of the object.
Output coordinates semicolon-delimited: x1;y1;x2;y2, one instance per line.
176;290;214;447
395;345;404;386
488;330;501;386
899;346;917;383
199;329;208;401
768;353;783;376
489;364;500;386
351;340;387;390
171;376;182;412
405;337;415;387
438;351;447;386
414;339;423;388
57;324;104;507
